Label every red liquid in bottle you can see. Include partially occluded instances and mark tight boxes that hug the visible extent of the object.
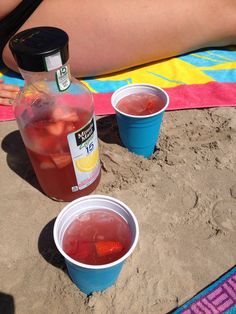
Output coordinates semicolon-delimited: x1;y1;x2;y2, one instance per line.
21;94;101;201
62;209;132;265
116;92;164;116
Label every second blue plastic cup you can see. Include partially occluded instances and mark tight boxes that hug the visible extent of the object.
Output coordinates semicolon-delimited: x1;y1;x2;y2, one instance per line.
111;83;169;158
53;195;139;295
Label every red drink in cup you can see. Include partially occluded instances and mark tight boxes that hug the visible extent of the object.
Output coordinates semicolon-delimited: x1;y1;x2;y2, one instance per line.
116;92;164;116
54;195;139;294
111;84;169;157
62;209;132;265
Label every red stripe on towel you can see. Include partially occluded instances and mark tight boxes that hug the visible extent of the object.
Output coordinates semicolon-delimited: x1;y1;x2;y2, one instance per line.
1;81;235;121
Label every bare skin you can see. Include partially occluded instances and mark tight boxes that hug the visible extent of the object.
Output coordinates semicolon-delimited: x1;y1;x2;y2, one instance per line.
0;79;20;105
0;0;22;19
1;0;236;103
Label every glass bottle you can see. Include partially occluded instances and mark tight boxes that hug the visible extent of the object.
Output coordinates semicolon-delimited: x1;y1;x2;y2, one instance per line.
9;26;101;201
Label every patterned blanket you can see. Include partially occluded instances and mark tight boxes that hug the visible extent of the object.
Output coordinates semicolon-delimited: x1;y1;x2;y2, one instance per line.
171;266;236;314
1;46;236;120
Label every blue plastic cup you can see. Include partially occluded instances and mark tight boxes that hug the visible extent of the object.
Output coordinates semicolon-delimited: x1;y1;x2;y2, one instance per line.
53;195;139;295
111;83;169;158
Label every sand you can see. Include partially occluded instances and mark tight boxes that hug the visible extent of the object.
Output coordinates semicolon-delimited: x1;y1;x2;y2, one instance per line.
1;106;236;314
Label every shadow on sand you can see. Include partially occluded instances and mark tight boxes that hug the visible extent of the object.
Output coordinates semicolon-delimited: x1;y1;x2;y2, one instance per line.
0;292;15;314
38;217;67;272
96;115;121;145
1;130;44;194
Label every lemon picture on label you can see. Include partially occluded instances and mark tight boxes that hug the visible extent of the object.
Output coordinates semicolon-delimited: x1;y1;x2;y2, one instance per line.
75;148;99;172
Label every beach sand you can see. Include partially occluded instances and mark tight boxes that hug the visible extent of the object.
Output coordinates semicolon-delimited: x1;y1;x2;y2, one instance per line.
1;107;236;314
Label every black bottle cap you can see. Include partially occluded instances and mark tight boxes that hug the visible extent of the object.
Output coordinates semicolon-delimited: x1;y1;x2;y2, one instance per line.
9;26;69;72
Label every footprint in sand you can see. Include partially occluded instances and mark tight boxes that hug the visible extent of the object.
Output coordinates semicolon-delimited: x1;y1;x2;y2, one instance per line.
212;199;236;232
181;185;198;210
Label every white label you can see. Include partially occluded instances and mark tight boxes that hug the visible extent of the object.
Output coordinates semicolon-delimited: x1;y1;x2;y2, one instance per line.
44;52;62;71
55;66;71;91
67;116;101;191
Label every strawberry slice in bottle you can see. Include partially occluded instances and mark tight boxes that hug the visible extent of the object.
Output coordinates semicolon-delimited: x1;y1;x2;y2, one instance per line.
63;111;79;122
40;159;55;169
51;153;72;168
46;121;65;136
53;107;78;122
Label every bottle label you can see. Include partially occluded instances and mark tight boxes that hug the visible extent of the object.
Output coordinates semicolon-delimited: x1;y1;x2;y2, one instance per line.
67;115;101;191
55;65;71;91
44;51;62;71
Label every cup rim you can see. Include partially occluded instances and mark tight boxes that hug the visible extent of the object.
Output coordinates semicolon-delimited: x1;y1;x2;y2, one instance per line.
53;194;139;270
111;83;169;118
